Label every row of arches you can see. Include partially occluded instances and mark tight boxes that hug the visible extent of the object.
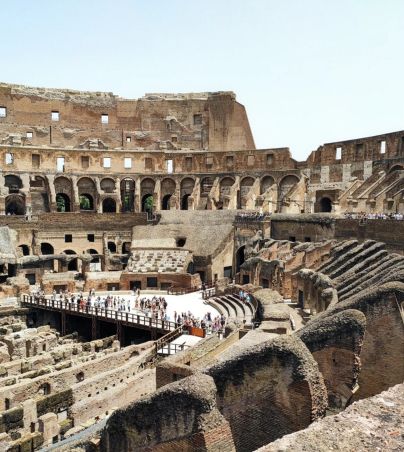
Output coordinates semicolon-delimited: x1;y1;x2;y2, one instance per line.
2;173;302;214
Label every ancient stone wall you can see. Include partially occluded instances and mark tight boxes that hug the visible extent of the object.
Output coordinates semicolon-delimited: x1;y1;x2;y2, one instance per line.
206;335;327;451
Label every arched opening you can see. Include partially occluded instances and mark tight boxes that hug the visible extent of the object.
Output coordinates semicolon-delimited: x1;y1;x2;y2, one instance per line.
220;177;235;195
87;249;100;263
30;176;50;213
56;193;71;212
319;197;332;212
181;194;190;210
5;175;23;193
176;237;186;247
187;262;195;274
5;195;25;215
278;175;300;212
389;164;404;173
102;198;116;213
235;246;246;273
240;177;255;209
41;243;54;256
120;178;135;212
180;178;195;210
142;194;154;212
100;178;116;193
107;242;117;253
141;178;155;211
162;194;172;210
40;383;51;396
201;177;214;196
79;194;94;211
78;177;96;211
161;178;176;210
18;244;30;256
63;250;78;271
122;242;131;253
260;175;275;194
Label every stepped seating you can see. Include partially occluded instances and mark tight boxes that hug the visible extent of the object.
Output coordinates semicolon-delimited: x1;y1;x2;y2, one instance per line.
367;171;402;199
206;294;256;325
128;249;191;273
351;170;385;198
316;240;404;303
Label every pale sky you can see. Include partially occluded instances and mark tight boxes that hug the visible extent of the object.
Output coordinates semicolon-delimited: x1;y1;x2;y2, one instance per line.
1;0;403;160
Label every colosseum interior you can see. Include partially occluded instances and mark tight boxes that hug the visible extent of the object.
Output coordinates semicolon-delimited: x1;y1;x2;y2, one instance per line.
0;82;402;451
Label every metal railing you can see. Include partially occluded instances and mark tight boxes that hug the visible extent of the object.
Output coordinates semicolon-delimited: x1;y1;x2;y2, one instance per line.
22;295;178;332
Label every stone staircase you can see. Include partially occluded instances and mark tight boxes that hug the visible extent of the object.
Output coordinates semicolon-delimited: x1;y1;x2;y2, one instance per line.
205;294;256;325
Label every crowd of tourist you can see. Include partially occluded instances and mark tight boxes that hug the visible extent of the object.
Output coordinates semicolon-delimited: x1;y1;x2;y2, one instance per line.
236;211;268;221
344;212;404;220
238;289;252;304
31;287;226;334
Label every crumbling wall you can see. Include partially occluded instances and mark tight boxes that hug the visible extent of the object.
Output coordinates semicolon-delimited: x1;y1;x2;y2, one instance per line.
297;309;366;410
100;373;236;452
206;335;328;452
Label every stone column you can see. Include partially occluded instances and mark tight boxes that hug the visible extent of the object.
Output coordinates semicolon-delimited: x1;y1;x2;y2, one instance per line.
71;175;80;212
154;179;161;211
46;175;57;212
135;177;141;212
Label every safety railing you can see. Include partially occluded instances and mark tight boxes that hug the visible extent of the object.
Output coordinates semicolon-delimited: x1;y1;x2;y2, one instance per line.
22;295;177;332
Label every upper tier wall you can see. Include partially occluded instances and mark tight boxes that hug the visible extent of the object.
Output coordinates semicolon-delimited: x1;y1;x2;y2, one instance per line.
0;83;255;152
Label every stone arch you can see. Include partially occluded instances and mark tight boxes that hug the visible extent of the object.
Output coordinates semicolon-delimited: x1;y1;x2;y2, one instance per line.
162;194;172;210
389;164;404;173
161;178;176;195
5;194;25;215
63;250;78;271
5;175;23;193
122;242;131;254
180;177;195;210
55;177;73;211
107;242;117;253
141;178;155;211
141;178;155;193
201;176;214;196
161;178;176;210
78;177;96;211
30;176;50;213
239;177;255;209
235;245;246;273
79;193;94;211
30;175;46;189
41;243;54;255
102;198;116;213
278;175;300;210
220;177;235;197
261;175;275;194
120;178;135;212
142;194;154;212
18;244;30;256
56;193;71;212
100;178;116;193
87;248;100;263
318;197;332;213
181;194;191;210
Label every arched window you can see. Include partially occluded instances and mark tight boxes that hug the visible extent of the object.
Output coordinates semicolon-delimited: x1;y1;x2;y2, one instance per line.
18;245;30;256
56;193;71;212
102;198;116;213
5;195;25;215
41;243;54;255
79;194;94;211
107;242;117;253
